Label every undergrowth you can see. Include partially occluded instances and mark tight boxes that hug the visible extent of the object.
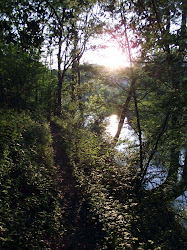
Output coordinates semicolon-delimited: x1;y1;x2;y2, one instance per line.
52;115;187;249
0;110;60;249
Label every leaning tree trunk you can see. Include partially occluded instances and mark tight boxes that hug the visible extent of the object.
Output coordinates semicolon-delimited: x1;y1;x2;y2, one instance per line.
113;10;136;143
113;77;136;142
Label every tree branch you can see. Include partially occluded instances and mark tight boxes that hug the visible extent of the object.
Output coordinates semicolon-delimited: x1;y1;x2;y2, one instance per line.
141;112;171;184
113;77;136;142
45;0;64;28
133;90;143;172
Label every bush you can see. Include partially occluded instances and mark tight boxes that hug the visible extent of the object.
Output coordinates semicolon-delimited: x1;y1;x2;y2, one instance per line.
52;115;187;249
0;110;60;249
52;115;138;248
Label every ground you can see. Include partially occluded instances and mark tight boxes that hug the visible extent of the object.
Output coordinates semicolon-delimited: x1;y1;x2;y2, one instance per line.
50;122;104;249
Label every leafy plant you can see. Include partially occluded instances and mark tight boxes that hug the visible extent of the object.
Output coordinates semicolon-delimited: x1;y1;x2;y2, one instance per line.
0;111;61;249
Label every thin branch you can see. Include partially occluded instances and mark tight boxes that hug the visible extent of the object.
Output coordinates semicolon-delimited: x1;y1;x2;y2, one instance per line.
141;112;171;184
133;90;143;171
45;0;64;28
151;0;163;35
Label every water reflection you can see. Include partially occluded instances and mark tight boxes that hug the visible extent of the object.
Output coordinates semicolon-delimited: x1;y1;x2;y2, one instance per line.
105;114;137;151
105;114;118;137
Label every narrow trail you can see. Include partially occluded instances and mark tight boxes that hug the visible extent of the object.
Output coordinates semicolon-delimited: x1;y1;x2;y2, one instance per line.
50;122;104;250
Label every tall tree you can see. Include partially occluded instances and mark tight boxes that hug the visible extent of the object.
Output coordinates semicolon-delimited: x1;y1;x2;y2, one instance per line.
44;0;100;116
130;0;187;198
103;0;187;199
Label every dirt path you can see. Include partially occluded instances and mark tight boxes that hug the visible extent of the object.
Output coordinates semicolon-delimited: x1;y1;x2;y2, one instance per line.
50;122;104;249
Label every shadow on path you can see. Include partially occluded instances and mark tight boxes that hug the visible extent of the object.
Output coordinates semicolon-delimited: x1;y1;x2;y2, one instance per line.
50;121;104;249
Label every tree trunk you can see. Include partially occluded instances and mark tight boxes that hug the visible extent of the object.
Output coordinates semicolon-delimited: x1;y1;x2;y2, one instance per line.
133;89;143;172
57;36;63;117
113;76;136;142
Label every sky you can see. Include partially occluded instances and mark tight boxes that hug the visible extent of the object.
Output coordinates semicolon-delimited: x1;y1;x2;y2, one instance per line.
42;36;131;70
82;45;130;68
81;37;130;69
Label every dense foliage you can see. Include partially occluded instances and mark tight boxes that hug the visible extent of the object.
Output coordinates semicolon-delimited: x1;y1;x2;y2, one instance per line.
0;111;60;248
0;0;186;249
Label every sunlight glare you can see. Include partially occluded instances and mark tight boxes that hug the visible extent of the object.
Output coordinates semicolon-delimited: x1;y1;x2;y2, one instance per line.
106;114;135;140
106;114;118;137
82;42;130;69
100;47;129;69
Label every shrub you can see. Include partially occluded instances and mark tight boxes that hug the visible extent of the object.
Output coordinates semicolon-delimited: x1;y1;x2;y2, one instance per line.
0;110;60;249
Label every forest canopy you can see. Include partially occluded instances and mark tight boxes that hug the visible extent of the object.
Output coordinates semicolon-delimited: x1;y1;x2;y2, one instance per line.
0;0;186;249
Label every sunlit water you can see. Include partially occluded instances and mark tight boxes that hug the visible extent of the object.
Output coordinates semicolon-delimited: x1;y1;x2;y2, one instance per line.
105;114;133;139
105;114;138;151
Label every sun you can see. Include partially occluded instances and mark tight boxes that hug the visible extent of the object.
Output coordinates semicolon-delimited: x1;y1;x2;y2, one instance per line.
100;47;129;69
82;42;130;69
